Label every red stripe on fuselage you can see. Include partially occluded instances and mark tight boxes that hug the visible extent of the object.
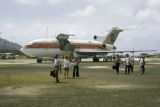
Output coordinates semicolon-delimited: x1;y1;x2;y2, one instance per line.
25;43;60;48
24;43;103;49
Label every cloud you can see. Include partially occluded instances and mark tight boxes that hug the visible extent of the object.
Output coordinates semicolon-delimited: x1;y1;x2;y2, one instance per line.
0;19;91;44
85;0;112;6
1;0;160;50
136;8;153;21
47;0;72;4
67;5;96;17
4;22;15;29
147;0;160;8
136;8;160;21
15;0;41;6
14;0;72;6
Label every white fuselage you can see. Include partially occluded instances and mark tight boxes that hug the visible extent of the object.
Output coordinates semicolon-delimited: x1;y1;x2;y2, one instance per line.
21;38;114;58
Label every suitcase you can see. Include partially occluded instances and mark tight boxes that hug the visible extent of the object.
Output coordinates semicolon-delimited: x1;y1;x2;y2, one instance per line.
50;70;56;77
112;65;116;69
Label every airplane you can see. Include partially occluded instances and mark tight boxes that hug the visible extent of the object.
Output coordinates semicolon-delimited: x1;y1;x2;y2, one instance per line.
0;53;16;59
21;27;154;63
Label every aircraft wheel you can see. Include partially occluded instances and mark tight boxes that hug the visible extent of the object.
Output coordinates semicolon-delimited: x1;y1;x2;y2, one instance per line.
103;58;108;62
93;57;99;62
37;58;43;63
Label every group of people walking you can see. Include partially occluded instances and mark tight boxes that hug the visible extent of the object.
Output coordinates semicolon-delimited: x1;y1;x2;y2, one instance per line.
52;54;146;83
113;54;145;75
52;54;80;83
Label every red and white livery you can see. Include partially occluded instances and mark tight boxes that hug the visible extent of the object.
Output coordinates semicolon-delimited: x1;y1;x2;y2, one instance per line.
21;27;123;63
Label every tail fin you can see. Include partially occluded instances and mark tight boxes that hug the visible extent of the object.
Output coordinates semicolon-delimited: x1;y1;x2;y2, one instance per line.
103;27;123;44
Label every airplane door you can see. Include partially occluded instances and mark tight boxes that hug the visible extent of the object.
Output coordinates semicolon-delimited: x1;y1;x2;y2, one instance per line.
56;34;75;56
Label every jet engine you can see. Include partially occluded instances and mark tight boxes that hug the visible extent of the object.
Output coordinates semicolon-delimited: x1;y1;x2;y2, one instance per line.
93;35;105;42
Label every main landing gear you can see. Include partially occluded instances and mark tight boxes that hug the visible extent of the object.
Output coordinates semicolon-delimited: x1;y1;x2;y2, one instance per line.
37;58;43;63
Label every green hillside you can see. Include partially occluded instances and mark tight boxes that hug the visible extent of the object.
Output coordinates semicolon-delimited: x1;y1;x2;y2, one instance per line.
0;37;22;54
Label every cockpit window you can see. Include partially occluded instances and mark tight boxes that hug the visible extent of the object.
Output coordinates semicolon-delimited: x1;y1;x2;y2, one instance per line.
28;41;34;45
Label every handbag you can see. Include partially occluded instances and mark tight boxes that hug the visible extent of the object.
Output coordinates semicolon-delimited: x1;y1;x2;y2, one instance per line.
112;65;116;69
50;70;56;77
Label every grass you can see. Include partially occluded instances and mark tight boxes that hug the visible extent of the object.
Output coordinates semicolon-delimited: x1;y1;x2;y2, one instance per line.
0;60;160;107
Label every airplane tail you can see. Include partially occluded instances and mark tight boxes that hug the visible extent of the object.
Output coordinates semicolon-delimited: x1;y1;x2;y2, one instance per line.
103;27;123;44
94;27;123;45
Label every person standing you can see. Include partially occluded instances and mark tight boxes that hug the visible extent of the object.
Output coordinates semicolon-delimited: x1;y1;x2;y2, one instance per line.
130;56;134;72
114;54;122;74
53;54;61;83
73;57;80;78
139;56;145;75
125;54;130;75
64;56;70;78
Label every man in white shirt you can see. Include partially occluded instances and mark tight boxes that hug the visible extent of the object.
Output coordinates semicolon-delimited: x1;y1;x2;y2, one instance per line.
64;56;70;78
125;54;130;75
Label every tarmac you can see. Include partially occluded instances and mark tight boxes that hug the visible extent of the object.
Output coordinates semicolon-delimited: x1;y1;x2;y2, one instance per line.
0;58;160;107
0;59;35;65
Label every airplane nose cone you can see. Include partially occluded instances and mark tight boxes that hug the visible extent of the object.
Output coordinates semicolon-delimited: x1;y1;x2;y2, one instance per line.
20;47;24;53
20;47;28;56
20;46;34;57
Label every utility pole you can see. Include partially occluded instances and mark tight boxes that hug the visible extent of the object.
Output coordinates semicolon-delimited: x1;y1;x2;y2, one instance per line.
133;48;135;58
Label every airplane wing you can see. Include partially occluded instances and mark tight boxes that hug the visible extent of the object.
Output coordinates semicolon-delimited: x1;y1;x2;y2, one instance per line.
113;50;157;53
75;50;157;56
75;51;113;56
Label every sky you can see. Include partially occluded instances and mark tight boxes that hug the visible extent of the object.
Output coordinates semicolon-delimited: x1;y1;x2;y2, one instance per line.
0;0;160;51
